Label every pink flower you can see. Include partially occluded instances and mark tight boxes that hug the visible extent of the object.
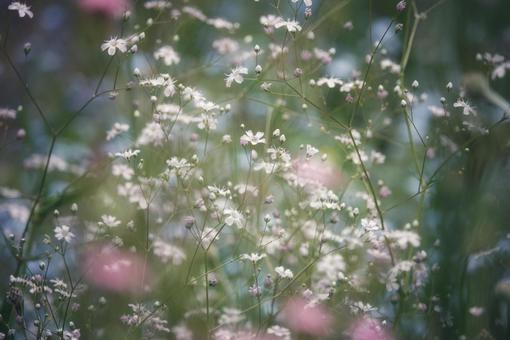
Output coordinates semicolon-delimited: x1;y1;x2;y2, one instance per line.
294;158;344;188
282;298;333;336
426;148;436;159
396;1;407;12
348;317;393;340
379;185;392;198
81;244;151;294
78;0;129;18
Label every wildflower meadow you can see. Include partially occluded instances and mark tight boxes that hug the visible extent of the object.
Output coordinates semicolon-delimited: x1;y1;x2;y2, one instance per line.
1;0;509;339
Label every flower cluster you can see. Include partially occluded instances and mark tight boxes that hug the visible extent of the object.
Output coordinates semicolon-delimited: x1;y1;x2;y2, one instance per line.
1;0;508;339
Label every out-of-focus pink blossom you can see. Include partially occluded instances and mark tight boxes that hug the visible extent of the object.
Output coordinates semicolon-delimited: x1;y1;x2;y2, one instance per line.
348;317;393;340
294;158;344;188
82;244;150;294
426;147;436;159
281;298;333;336
379;185;392;198
78;0;129;18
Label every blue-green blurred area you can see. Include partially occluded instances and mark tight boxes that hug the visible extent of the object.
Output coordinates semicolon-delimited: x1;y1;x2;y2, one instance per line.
1;0;510;339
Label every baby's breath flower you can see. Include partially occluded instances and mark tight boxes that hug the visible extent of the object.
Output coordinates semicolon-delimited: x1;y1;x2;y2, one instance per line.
396;1;407;12
223;209;244;228
154;45;180;66
112;164;134;180
241;253;266;262
240;130;266;146
0;108;16;120
225;66;248;87
99;215;121;228
317;76;343;89
222;134;232;144
8;2;33;18
115;149;140;160
267;326;291;339
275;266;294;279
54;225;75;243
453;98;476;115
275;19;302;32
153;239;186;265
106;122;129;141
101;37;128;56
261;82;272;91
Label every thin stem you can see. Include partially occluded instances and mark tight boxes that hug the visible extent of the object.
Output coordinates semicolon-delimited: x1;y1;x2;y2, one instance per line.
1;48;54;135
348;129;396;266
204;250;210;339
253;262;262;332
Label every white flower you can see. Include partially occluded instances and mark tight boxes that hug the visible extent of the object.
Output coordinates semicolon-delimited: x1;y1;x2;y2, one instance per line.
316;254;346;283
223;209;244;228
200;227;219;248
153;239;186;265
275;19;302;32
218;307;245;325
212;38;239;55
361;218;380;231
222;134;232;144
106;122;129;141
428;105;448;117
261;82;272;91
387;230;421;250
453;98;476;116
208;185;231;197
137;121;165;146
99;215;121;228
115;149;140;160
492;61;510;80
0;108;17;120
260;15;283;28
196;100;219;112
139;74;177;97
182;86;204;102
197;113;218;130
317;76;343;89
63;329;81;340
305;144;319;159
101;37;128;56
241;253;266;262
112;163;134;180
54;225;75;243
386;261;414;291
240;130;266;146
267;325;291;340
275;266;294;279
167;157;194;179
469;306;485;317
225;66;248;87
8;2;33;18
154;45;181;66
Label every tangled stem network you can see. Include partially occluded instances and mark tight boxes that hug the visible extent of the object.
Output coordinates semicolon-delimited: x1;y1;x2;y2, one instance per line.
0;0;509;339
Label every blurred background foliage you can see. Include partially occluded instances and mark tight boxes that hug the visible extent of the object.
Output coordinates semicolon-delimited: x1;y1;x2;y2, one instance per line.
1;0;510;339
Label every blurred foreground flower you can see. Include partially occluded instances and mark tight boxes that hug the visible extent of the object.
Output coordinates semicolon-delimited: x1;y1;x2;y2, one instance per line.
82;244;151;294
281;297;333;336
294;158;344;188
79;0;129;17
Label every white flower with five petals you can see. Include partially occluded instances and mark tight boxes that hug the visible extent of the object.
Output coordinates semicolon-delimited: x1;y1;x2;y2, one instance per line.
54;225;75;243
225;66;248;87
8;2;33;18
101;37;128;56
275;19;302;32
